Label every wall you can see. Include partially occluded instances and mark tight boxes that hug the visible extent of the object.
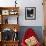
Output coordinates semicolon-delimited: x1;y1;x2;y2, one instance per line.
0;0;44;26
17;0;44;26
0;0;15;7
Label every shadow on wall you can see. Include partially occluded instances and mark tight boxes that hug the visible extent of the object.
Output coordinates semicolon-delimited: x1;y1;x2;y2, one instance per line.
18;26;44;44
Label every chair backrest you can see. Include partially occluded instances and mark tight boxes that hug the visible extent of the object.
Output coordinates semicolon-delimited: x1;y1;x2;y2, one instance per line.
21;28;41;46
21;28;36;46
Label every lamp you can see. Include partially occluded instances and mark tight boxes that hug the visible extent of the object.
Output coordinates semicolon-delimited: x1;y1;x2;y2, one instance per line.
15;0;17;7
14;28;17;32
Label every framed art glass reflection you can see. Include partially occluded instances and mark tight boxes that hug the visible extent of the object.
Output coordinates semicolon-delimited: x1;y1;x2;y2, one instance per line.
25;7;36;20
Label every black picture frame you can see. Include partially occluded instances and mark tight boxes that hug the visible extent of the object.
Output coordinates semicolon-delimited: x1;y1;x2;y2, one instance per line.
25;7;36;20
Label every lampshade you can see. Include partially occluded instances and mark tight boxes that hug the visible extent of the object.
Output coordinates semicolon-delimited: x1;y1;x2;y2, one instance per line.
13;28;17;32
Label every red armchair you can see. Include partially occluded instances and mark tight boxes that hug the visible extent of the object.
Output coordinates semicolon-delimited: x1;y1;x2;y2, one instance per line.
21;28;41;46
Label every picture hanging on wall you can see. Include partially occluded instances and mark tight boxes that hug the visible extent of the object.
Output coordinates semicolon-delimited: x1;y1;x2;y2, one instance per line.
25;7;36;20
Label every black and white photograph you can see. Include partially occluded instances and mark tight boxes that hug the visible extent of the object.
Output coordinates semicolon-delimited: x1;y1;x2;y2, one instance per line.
25;7;36;20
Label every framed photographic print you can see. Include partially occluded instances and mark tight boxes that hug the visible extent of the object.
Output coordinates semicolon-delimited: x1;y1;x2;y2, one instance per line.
2;10;9;15
25;7;36;20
